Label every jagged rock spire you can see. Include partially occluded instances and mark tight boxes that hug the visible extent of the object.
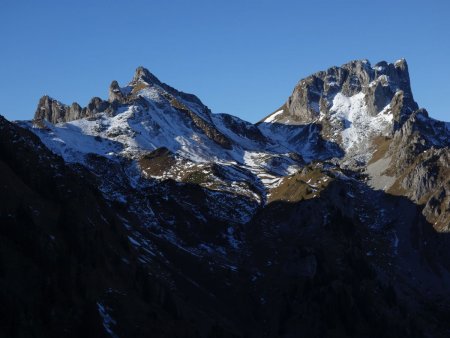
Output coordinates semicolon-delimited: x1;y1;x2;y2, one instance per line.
34;96;68;124
33;65;198;125
34;95;110;125
132;66;162;86
109;80;124;102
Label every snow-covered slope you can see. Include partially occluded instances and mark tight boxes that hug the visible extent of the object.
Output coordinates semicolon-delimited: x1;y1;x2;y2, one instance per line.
24;67;308;205
328;92;393;160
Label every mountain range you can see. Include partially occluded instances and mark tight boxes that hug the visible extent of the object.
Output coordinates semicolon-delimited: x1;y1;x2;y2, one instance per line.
1;58;449;337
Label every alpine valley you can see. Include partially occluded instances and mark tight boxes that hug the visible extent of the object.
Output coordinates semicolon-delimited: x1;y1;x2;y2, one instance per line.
1;59;450;337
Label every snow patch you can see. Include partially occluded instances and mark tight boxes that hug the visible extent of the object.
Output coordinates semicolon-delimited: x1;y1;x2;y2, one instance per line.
329;92;393;159
263;110;284;123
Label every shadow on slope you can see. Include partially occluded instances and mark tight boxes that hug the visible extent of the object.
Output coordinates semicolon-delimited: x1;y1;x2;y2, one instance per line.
256;121;344;162
242;179;450;337
0;116;246;338
3;114;450;338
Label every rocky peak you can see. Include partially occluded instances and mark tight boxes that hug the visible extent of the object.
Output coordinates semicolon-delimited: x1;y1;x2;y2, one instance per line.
34;95;68;124
86;96;110;115
279;59;418;124
132;66;162;86
108;80;124;102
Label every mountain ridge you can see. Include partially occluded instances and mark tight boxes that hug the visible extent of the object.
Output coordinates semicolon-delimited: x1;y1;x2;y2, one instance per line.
24;58;450;230
2;58;450;337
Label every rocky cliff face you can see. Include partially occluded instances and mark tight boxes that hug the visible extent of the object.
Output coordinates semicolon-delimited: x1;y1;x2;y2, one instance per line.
279;59;417;124
372;109;450;231
34;95;111;125
3;59;450;337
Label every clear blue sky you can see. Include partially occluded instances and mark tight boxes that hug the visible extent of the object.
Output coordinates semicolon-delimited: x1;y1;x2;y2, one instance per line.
1;0;449;123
